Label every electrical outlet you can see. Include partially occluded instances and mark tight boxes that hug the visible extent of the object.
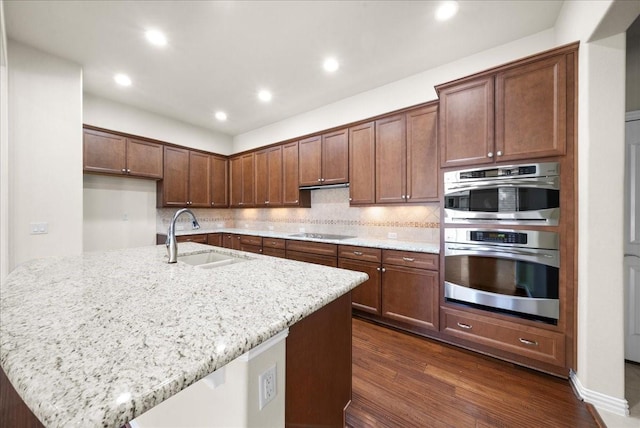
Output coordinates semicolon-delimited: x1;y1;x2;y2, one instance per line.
259;365;277;410
29;222;48;235
299;227;305;233
388;232;398;239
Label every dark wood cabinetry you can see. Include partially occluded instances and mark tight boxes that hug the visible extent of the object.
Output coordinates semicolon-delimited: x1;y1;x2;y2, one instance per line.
255;146;283;207
210;155;228;207
298;129;348;186
286;240;338;267
348;122;376;205
338;245;382;315
230;153;255;207
438;47;571;168
158;147;212;207
223;233;242;250
176;234;208;244
83;128;163;179
374;104;439;204
207;233;223;247
263;238;286;258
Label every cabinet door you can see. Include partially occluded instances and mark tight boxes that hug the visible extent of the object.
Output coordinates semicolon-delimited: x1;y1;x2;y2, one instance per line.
267;145;283;206
188;151;211;207
381;265;439;332
406;106;438;202
241;153;255;206
207;233;223;247
126;138;163;179
349;122;375;205
375;115;406;204
255;149;269;207
495;54;567;161
299;136;322;186
321;129;349;185
210;155;228;207
338;258;381;315
161;146;189;207
439;76;495;168
83;129;126;174
282;142;301;205
229;156;243;207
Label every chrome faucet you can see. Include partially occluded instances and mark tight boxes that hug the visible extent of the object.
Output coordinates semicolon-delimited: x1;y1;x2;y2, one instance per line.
166;208;201;263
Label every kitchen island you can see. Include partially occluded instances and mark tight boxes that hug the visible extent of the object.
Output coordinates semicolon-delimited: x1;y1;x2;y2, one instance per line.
0;243;368;427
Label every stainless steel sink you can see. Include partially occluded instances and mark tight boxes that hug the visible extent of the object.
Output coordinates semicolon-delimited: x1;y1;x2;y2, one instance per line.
178;252;248;269
288;233;356;240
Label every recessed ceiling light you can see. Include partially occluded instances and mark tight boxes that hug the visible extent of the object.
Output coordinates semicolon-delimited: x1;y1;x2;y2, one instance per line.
435;1;459;21
145;29;167;47
323;57;339;73
114;73;132;87
215;111;227;121
258;89;272;102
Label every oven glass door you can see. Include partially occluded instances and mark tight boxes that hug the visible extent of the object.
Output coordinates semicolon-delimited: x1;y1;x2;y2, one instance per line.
444;244;559;321
445;186;559;213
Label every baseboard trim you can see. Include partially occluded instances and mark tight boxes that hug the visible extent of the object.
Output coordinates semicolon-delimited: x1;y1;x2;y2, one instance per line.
570;370;630;417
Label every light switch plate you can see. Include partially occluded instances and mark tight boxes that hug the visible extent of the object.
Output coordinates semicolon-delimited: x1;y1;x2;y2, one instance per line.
29;222;48;235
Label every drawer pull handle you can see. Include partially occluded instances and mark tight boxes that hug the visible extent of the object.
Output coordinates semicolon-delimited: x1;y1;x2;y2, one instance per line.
402;257;415;262
457;322;472;330
519;338;539;346
353;251;363;256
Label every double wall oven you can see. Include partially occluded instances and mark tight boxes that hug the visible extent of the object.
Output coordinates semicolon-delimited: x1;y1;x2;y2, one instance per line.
443;162;560;325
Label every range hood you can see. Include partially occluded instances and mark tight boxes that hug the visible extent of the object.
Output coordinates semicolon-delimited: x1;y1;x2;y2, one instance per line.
299;183;350;191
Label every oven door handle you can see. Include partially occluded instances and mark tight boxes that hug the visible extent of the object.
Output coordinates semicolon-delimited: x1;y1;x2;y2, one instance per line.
444;177;559;194
445;246;559;268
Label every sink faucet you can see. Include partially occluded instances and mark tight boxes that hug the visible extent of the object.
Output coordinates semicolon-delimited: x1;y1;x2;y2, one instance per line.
166;208;201;263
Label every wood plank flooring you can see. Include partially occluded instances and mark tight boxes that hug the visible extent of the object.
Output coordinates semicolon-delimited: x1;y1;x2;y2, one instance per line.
346;318;598;428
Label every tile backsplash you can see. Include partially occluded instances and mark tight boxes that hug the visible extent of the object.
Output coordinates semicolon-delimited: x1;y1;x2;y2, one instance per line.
157;188;440;244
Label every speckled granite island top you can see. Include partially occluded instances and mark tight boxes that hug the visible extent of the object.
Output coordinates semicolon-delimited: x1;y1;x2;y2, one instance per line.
0;244;368;428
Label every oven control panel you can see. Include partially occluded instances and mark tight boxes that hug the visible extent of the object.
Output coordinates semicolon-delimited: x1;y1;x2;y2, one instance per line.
469;231;527;244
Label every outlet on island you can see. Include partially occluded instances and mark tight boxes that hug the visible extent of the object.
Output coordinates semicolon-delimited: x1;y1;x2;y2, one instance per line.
259;365;277;409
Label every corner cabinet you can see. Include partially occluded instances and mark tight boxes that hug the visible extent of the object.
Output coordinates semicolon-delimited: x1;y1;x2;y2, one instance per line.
83;128;163;179
437;45;575;168
229;153;255;207
157;147;211;207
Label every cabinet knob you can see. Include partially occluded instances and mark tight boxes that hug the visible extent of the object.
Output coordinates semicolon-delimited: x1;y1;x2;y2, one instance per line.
406;195;411;199
294;200;298;203
487;152;494;158
126;169;131;173
211;202;215;206
265;201;269;204
317;178;322;182
322;178;326;182
381;267;386;273
401;195;405;199
121;168;126;173
349;198;353;201
497;150;503;157
239;202;244;205
377;267;381;271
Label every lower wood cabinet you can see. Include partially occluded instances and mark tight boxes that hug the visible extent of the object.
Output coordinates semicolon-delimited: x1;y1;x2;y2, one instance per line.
207;233;223;247
441;306;566;368
286;251;337;267
223;233;242;250
286;240;338;267
176;234;208;244
338;258;381;315
263;238;286;258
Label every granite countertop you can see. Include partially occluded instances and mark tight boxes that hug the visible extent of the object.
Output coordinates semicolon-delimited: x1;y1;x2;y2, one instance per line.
169;228;441;254
0;244;368;428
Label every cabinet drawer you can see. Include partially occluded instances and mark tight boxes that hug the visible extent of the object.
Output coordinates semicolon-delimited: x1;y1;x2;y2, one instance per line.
338;245;381;263
382;250;438;270
240;244;263;255
240;235;262;246
287;250;337;267
286;240;337;257
263;247;286;258
176;234;207;244
263;238;286;249
442;308;565;367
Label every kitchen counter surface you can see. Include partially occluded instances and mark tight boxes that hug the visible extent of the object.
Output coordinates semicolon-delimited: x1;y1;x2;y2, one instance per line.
171;228;441;254
0;244;368;428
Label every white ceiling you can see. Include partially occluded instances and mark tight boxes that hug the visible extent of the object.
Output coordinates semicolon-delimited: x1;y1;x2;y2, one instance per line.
4;1;564;137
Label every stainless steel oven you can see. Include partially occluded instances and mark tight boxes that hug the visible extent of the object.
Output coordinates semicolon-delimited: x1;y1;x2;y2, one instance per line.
444;162;560;226
444;228;559;323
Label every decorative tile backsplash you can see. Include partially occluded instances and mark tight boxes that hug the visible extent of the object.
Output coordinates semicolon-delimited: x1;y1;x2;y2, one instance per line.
158;188;440;244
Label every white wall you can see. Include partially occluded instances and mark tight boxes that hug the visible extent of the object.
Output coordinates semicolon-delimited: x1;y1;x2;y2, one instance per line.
0;0;8;282
7;40;83;269
83;175;157;252
233;29;556;152
84;93;233;155
555;0;639;415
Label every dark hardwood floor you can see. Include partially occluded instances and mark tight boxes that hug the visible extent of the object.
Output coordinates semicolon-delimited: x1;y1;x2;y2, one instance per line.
347;318;598;428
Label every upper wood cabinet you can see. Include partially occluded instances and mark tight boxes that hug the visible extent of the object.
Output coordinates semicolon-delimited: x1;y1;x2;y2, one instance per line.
374;105;439;204
255;146;283;207
230;153;255;207
438;47;572;168
158;147;211;207
349;122;375;205
83;128;163;179
210;155;228;208
299;129;348;186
